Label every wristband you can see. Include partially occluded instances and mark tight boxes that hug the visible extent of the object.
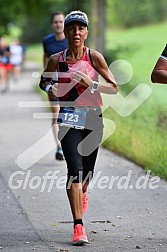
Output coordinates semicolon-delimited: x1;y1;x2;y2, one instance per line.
45;84;52;93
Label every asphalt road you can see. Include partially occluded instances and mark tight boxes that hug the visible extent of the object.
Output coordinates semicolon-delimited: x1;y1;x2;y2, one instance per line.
0;63;167;252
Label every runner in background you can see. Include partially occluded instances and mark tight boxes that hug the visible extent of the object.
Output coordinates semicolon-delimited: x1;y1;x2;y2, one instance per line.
43;11;68;160
10;39;24;82
151;44;167;83
0;37;12;93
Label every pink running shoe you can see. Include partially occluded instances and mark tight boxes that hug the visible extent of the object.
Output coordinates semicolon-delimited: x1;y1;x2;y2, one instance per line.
73;224;88;245
82;189;88;214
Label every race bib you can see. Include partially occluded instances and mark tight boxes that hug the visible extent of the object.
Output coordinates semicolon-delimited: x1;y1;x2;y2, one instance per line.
57;107;87;129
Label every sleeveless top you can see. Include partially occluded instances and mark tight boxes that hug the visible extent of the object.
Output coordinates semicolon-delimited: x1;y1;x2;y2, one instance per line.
57;46;103;107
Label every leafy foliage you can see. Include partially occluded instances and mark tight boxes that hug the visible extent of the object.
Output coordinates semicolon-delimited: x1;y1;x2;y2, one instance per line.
1;0;167;41
107;0;167;28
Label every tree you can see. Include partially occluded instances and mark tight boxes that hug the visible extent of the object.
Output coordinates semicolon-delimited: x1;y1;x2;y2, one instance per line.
0;0;25;36
91;0;106;54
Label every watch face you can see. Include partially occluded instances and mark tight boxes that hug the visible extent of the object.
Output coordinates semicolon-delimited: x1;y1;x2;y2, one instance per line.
91;82;98;93
93;83;98;90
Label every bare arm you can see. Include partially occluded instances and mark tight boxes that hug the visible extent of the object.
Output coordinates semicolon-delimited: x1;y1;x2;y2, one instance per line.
151;57;167;84
43;53;59;76
91;50;118;94
72;50;118;94
43;52;49;69
40;53;61;98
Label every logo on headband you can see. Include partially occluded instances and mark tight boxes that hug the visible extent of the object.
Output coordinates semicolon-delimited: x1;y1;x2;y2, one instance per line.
65;14;88;26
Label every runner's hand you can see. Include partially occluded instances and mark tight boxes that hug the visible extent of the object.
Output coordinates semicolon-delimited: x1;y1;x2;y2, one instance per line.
73;70;93;87
48;83;58;99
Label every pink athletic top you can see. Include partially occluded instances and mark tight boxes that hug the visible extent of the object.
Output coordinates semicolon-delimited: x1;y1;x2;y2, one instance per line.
57;47;103;107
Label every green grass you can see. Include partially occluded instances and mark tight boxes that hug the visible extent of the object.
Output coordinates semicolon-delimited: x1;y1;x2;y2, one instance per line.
103;21;167;179
106;22;167;84
26;43;43;64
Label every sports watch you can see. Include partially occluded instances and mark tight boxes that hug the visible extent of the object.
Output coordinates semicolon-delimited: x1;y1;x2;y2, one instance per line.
90;81;99;94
